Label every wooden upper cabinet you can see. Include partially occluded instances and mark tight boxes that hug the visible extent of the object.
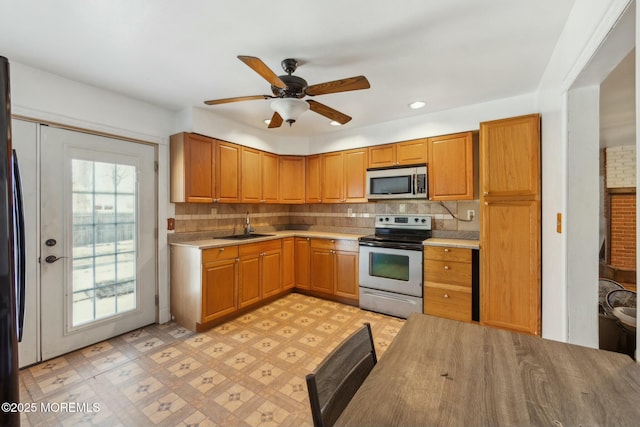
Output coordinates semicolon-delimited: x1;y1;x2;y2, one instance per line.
242;147;262;203
279;156;305;204
322;148;368;203
170;132;216;203
241;147;279;203
306;155;322;203
368;139;427;168
261;151;279;203
480;114;540;198
368;143;396;168
428;132;474;201
217;140;241;203
343;148;368;202
321;151;344;203
396;138;428;165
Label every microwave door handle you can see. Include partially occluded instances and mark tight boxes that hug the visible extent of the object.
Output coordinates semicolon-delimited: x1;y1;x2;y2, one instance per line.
412;173;417;195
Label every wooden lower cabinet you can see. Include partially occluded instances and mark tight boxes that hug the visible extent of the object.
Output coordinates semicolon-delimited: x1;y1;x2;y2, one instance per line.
282;237;295;290
202;255;238;323
309;238;359;301
424;246;473;323
295;237;311;289
238;240;282;308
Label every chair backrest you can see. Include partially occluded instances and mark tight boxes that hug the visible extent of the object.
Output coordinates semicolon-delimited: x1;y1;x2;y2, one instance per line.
306;323;377;427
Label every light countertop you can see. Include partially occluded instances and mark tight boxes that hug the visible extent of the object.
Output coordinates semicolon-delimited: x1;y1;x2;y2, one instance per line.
171;230;479;250
169;230;365;250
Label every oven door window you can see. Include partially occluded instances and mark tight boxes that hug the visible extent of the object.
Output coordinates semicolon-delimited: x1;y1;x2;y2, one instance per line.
369;252;410;281
370;175;411;195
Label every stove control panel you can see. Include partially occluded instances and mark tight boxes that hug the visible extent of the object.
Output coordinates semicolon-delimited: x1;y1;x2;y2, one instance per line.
375;215;432;229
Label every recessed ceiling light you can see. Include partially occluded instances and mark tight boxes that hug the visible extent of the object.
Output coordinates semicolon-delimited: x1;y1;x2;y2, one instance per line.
264;119;271;125
330;121;341;126
409;101;426;109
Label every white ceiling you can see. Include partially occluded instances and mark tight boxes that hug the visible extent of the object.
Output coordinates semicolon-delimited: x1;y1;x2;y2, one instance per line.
0;0;577;137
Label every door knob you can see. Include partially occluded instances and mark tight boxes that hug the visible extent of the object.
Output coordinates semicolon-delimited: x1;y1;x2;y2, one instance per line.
45;255;66;263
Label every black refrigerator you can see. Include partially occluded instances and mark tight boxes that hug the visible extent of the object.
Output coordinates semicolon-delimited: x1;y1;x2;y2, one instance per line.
1;55;25;427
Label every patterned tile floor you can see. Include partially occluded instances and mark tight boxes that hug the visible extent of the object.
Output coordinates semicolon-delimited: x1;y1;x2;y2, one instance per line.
19;294;405;426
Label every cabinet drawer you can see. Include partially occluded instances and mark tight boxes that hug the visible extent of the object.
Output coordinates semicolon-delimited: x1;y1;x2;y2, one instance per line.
424;246;471;262
239;239;281;256
424;259;471;286
311;238;359;252
424;285;471;322
203;246;238;263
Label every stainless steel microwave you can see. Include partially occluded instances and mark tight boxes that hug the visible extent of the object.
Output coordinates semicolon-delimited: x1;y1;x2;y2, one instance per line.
366;165;427;200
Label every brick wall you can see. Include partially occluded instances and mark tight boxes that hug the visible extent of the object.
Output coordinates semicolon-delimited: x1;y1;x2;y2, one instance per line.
606;145;636;188
610;194;636;269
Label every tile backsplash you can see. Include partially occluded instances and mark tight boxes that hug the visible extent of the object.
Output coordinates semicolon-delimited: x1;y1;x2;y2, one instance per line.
169;200;480;242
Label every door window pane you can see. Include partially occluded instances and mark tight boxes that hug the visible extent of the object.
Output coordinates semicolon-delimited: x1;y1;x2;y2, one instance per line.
71;159;137;327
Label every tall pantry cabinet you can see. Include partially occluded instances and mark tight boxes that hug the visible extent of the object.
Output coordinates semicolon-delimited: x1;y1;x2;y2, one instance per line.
479;114;541;336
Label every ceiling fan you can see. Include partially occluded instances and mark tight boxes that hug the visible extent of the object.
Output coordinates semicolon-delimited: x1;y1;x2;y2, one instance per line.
204;56;371;128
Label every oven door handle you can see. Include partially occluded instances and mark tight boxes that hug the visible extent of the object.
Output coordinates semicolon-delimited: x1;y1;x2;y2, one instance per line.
359;241;423;251
361;290;422;304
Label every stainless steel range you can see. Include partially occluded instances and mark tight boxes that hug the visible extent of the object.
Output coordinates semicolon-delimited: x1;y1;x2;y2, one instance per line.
359;215;431;318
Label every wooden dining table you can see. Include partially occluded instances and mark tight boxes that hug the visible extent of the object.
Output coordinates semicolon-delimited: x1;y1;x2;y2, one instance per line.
335;313;640;426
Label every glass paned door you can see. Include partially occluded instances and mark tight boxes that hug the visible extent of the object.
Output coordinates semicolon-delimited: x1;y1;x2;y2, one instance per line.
40;126;156;361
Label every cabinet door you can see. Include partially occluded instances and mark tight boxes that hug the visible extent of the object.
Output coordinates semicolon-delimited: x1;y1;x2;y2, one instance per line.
238;254;261;308
321;152;344;203
344;148;368;202
202;258;237;323
396;138;427;166
334;250;359;299
481;199;540;335
306;155;322;203
368;144;396;168
170;133;215;203
217;140;241;202
480;114;540;198
261;249;282;298
428;132;474;200
310;247;334;294
261;152;279;203
242;147;262;203
279;156;305;204
295;237;311;289
282;238;295;290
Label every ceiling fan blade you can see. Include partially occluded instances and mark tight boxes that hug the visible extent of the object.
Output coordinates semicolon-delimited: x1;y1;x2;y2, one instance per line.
238;55;287;89
204;95;274;105
305;76;370;96
268;112;283;128
307;100;352;124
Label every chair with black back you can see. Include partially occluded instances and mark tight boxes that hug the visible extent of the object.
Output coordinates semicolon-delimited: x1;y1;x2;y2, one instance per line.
306;322;377;427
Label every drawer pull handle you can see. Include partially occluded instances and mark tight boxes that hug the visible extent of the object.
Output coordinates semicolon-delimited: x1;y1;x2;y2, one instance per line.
443;294;449;299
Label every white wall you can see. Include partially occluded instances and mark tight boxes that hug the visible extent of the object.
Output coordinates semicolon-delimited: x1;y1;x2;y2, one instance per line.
537;0;635;342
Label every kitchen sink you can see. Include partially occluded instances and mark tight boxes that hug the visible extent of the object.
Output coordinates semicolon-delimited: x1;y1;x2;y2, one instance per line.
218;233;275;240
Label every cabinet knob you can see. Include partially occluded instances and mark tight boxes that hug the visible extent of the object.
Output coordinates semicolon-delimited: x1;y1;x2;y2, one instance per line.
444;265;449;270
444;248;450;252
220;247;225;252
443;294;449;299
306;237;310;241
331;239;335;243
483;191;489;196
235;258;240;262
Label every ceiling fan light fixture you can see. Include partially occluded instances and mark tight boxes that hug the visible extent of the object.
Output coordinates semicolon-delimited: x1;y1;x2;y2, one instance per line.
409;101;426;109
264;118;271;125
271;98;309;125
330;121;341;126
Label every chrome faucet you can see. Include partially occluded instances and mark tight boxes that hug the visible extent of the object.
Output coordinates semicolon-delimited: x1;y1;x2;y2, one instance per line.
244;211;254;235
